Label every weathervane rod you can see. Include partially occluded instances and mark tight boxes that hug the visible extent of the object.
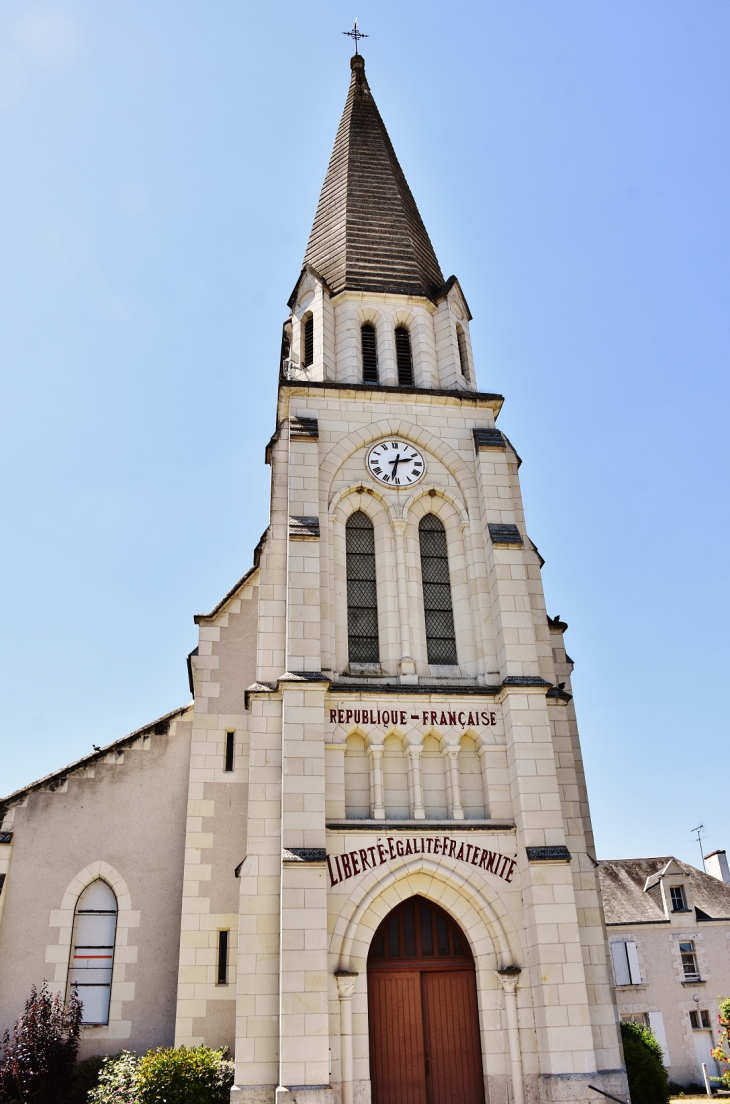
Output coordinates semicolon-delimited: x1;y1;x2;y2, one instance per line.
343;18;368;55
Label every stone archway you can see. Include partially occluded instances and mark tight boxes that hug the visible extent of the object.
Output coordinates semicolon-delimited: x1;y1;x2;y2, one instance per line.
367;894;485;1104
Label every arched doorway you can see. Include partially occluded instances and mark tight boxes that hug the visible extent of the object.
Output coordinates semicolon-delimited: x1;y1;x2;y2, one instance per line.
367;895;485;1104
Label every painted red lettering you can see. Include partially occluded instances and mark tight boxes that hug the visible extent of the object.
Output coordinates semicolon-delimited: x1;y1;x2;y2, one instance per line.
439;712;447;726
382;711;389;725
456;843;465;861
326;856;339;886
395;840;404;857
401;711;407;725
345;710;353;723
430;712;438;725
490;712;496;725
404;839;413;856
354;710;360;723
387;838;396;859
471;846;481;866
479;851;489;870
359;848;370;871
448;711;457;726
458;711;466;726
338;710;345;724
350;852;360;875
426;838;433;853
329;710;337;723
448;839;457;858
480;711;489;725
505;859;517;883
423;711;430;725
485;850;498;873
368;846;377;866
467;712;475;726
377;842;386;863
341;854;352;878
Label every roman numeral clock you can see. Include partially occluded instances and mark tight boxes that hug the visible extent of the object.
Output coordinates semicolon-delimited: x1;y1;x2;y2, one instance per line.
367;439;425;486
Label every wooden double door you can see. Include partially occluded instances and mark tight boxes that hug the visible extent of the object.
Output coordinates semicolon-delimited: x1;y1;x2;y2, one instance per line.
368;896;485;1104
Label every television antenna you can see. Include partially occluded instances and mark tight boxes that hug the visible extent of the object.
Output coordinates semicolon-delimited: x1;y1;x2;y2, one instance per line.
691;824;706;871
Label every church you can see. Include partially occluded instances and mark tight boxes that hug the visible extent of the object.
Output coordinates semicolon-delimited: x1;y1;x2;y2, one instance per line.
0;50;630;1104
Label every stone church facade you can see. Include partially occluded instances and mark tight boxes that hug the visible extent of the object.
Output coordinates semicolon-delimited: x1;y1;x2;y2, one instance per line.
0;53;629;1104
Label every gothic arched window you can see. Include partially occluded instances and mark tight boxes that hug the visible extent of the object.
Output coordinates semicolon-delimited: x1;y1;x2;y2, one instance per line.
346;511;379;663
302;313;314;368
394;326;414;386
419;515;457;665
456;324;470;382
361;323;378;384
68;879;117;1025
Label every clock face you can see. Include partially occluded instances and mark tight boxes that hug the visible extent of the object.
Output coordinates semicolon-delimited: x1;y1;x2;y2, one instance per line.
367;440;425;487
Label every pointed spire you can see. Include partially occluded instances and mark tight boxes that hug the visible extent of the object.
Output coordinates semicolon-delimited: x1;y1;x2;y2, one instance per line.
302;54;445;301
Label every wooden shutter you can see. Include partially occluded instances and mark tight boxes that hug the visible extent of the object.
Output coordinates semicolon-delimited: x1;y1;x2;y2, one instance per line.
626;941;641;984
361;323;378;383
610;941;630;986
648;1011;670;1066
395;326;414;386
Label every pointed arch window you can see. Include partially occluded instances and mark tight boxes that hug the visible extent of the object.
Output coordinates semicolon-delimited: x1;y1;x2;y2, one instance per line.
346;511;379;663
419;515;457;665
361;323;378;384
68;879;117;1025
456;324;470;382
394;326;414;386
302;313;314;368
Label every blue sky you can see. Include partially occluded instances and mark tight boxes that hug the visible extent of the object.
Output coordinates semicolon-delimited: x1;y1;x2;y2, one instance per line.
1;1;727;866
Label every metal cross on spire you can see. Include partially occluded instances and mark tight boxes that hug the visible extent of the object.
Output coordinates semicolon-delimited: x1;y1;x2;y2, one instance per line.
343;19;368;55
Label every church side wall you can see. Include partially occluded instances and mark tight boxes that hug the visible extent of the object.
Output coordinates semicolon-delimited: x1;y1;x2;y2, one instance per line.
0;713;193;1057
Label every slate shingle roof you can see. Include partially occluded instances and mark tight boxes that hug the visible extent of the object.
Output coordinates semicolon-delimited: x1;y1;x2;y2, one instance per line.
598;856;730;924
303;54;444;301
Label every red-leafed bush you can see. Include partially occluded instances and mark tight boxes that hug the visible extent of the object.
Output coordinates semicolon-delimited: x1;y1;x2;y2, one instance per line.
0;982;82;1103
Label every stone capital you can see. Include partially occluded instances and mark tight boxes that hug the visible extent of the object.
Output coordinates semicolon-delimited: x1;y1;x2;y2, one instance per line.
335;971;358;999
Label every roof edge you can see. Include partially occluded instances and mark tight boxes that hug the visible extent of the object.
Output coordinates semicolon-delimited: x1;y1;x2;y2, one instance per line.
0;704;193;810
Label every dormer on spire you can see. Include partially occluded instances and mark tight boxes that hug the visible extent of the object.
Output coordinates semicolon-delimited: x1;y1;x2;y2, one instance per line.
302;53;445;301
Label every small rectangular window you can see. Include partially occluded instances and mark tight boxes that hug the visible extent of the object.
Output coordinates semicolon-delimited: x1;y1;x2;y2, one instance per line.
679;941;700;980
217;930;229;985
690;1010;699;1029
670;885;687;911
303;315;314;368
224;731;235;773
701;1010;711;1028
456;326;470;381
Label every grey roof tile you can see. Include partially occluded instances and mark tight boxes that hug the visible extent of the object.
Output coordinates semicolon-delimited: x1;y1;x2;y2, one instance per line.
598;856;730;924
303;55;444;301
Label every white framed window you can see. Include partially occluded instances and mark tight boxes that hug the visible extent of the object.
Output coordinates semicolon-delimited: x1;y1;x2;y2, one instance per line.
670;885;687;911
67;879;117;1025
690;1009;712;1029
679;941;700;980
610;940;642;985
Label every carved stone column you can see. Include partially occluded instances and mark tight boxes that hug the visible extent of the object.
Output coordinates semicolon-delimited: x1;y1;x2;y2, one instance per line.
406;745;426;820
443;745;464;820
498;966;524;1104
336;971;358;1104
393;519;416;681
368;745;385;820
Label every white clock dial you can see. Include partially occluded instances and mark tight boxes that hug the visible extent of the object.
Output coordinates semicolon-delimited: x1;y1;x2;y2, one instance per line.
367;440;425;487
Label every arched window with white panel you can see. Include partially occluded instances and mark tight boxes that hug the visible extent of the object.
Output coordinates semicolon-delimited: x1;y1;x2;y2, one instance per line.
67;879;117;1025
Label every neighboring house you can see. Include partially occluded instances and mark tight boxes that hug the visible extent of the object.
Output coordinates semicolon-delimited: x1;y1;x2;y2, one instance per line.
599;851;730;1087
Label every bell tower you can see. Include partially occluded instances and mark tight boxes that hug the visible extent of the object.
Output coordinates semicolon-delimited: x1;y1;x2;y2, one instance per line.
177;49;629;1104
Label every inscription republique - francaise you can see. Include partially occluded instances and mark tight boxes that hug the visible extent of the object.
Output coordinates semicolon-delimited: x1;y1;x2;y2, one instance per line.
328;705;499;728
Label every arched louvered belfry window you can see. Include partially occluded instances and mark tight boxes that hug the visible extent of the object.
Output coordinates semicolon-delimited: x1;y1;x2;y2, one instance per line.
346;512;379;663
302;313;314;369
394;326;414;386
456;324;470;382
419;515;458;665
361;323;378;384
68;879;118;1025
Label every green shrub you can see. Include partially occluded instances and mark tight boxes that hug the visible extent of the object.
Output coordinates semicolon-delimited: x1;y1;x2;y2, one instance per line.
65;1055;107;1103
136;1046;234;1104
88;1051;140;1104
621;1020;670;1104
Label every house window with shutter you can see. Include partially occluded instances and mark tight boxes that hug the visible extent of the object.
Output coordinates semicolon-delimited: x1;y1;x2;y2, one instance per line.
346;512;379;664
680;941;700;980
361;323;378;384
68;880;117;1025
302;313;314;368
610;940;642;986
419;515;457;666
456;324;470;381
394;326;414;386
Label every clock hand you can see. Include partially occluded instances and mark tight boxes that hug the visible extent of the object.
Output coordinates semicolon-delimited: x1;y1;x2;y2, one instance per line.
389;453;402;477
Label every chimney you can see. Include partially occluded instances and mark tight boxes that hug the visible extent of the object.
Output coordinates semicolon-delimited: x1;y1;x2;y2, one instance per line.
705;850;730;883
